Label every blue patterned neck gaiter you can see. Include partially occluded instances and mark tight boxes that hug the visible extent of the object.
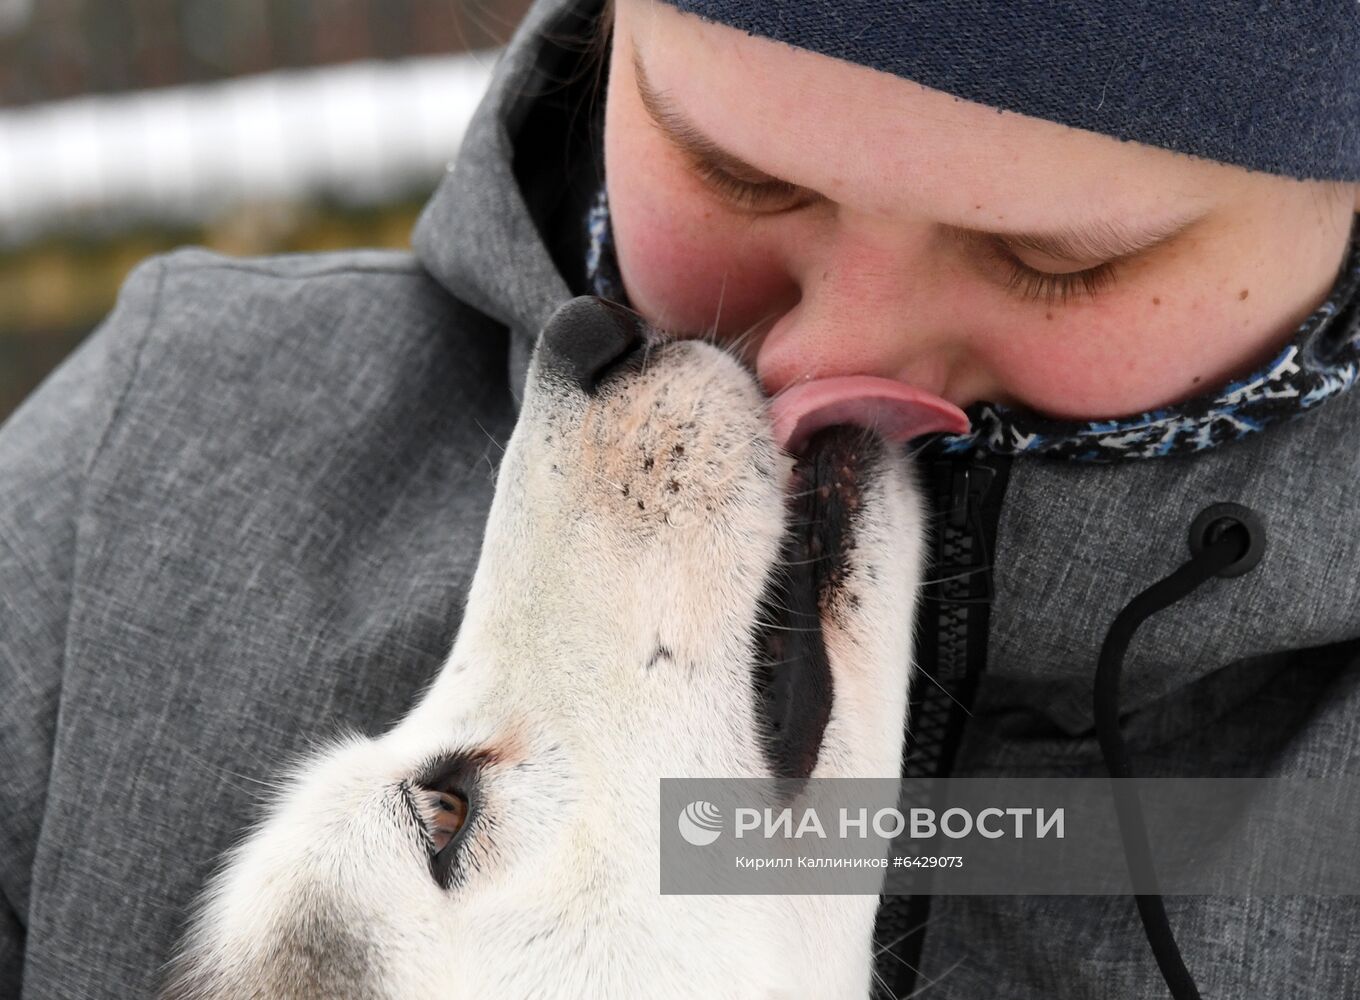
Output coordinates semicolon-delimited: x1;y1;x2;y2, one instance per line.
585;186;1360;462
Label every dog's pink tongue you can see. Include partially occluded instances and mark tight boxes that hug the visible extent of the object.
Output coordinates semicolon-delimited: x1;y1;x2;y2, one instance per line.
770;376;972;454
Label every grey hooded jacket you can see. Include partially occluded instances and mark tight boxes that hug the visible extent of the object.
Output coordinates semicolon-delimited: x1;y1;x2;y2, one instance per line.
3;0;1358;997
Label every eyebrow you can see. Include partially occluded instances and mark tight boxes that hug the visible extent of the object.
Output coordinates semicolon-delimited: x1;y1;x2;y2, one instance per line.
632;46;1206;263
633;46;787;185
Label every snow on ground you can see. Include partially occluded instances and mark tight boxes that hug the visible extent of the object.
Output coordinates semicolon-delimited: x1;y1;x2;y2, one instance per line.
0;51;497;245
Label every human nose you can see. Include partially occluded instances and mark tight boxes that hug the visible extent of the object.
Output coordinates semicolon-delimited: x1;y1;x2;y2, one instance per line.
752;225;991;407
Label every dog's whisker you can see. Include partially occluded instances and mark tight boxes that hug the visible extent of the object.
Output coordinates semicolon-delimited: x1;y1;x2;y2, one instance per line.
587;469;629;493
751;620;824;635
753;653;837;669
906;663;974;718
753;598;818;619
919;565;992;586
919;508;961;524
872;940;929;982
722;308;781;364
180;749;284;804
473;418;507;455
871;932;968;1000
900;957;967;998
869;962;898;1000
872;917;936;957
641;330;658;377
707;270;731;341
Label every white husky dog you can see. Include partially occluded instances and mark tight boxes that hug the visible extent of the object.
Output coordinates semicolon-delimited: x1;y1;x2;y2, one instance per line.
162;296;949;1000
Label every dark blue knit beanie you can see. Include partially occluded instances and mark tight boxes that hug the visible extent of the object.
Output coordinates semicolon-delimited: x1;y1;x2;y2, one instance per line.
658;1;1360;182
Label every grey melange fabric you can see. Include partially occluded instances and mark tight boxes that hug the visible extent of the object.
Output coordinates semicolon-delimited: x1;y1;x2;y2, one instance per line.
3;0;1360;996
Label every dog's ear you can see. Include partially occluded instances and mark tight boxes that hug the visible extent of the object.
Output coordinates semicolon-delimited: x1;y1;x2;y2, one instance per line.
157;954;216;1000
158;922;379;1000
158;950;265;1000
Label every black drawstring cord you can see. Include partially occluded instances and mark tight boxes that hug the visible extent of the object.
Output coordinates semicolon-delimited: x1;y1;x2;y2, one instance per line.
1093;506;1264;1000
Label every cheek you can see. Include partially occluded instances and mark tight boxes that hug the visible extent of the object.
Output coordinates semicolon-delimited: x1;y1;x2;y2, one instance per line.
978;323;1169;417
972;293;1247;419
604;112;796;337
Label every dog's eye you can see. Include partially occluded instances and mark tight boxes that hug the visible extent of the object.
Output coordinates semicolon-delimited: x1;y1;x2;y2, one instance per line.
414;751;488;889
430;791;469;854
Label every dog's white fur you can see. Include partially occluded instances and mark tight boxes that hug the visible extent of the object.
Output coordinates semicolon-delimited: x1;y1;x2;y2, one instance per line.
163;336;925;999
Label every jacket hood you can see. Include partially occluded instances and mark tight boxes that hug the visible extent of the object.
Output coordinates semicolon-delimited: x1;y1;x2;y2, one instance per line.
413;0;602;407
412;0;1360;741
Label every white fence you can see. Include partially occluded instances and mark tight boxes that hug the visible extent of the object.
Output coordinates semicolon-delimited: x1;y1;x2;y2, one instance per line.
0;50;497;245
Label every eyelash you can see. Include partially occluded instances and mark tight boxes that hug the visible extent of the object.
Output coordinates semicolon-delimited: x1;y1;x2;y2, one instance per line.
690;158;804;211
978;240;1119;306
690;159;1119;305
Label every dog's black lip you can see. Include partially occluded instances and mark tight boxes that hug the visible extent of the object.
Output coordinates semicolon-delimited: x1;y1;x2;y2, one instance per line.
591;334;657;393
751;425;875;792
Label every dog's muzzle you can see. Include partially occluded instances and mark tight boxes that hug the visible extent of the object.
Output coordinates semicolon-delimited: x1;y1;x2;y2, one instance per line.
537;296;881;789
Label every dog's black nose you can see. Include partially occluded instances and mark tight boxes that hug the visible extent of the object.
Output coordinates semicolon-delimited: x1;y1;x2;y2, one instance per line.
539;296;646;394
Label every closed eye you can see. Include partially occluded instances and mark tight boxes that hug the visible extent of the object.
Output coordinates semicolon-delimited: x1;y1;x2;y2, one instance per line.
953;228;1120;306
991;247;1118;305
690;157;808;213
685;159;1123;305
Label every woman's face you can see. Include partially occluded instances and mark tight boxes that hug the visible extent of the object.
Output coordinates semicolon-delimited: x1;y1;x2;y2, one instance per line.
604;0;1360;420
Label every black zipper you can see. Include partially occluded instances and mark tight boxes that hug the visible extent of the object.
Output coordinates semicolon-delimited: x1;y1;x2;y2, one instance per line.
872;451;1011;999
